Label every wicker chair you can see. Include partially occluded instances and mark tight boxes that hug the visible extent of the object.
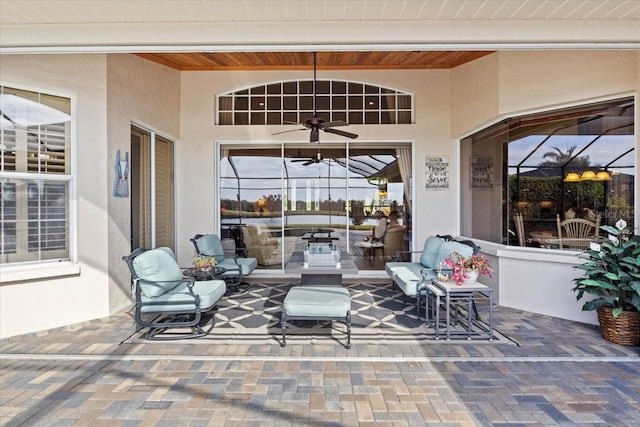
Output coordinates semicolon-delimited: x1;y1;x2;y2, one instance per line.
555;214;600;250
514;212;526;246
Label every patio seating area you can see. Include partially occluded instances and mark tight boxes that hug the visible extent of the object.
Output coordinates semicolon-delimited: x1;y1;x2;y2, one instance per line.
2;277;639;425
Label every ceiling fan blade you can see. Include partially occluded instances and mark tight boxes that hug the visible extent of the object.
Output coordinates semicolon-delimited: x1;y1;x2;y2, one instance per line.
272;128;306;136
323;127;358;139
291;159;308;162
303;160;313;166
320;120;348;129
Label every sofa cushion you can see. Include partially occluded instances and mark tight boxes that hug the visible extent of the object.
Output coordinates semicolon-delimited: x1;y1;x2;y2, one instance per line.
433;240;475;269
283;286;350;318
194;234;226;263
133;247;183;297
217;257;258;276
419;236;444;269
139;279;226;313
392;266;422;297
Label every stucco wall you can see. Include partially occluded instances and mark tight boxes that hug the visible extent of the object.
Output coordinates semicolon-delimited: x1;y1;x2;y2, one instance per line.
451;50;639;325
0;54;110;338
496;246;598;325
176;69;457;267
452;50;639;138
106;54;180;314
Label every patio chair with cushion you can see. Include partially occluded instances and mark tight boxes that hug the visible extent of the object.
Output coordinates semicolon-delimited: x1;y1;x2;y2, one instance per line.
385;235;480;315
372;214;388;242
191;233;258;287
383;226;406;259
122;247;226;340
241;224;281;266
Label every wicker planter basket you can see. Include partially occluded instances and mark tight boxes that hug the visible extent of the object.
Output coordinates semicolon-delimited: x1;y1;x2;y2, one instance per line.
597;307;640;346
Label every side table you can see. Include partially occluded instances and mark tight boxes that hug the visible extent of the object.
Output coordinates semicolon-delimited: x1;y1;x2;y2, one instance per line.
430;278;494;341
183;266;227;281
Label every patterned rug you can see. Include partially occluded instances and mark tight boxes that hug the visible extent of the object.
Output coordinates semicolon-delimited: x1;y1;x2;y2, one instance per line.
127;282;515;346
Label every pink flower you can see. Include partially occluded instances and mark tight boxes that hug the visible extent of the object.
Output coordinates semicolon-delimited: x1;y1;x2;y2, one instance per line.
443;252;492;285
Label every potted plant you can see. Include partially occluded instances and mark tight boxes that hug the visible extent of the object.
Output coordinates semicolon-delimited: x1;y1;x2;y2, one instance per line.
193;255;216;272
572;219;640;346
443;252;492;286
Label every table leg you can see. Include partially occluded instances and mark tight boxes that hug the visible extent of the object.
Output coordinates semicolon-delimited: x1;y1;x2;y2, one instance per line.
434;291;440;339
445;291;451;341
488;292;494;341
467;296;473;340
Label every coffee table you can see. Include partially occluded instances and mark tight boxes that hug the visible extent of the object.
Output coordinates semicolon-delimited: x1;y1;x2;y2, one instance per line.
285;251;358;286
301;232;339;243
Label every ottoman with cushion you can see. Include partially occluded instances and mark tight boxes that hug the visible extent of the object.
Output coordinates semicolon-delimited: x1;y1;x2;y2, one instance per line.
281;286;351;349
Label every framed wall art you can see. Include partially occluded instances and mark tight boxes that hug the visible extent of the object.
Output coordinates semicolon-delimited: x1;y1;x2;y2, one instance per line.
425;156;449;190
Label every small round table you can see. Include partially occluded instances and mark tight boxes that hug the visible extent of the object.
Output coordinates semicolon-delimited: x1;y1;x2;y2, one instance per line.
183;266;226;281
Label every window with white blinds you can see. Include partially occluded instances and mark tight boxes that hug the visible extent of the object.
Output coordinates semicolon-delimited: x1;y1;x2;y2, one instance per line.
0;86;72;264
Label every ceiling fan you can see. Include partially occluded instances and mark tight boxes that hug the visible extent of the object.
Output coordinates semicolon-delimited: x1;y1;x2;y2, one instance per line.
274;52;358;143
290;149;324;166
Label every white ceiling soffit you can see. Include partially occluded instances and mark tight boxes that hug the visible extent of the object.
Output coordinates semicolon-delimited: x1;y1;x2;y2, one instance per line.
1;0;639;52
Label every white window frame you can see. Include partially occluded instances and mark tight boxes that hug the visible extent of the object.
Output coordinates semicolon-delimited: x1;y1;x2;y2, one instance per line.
0;84;77;274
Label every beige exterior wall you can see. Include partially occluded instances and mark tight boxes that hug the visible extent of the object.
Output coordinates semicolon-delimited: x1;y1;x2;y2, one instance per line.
0;50;638;336
106;54;181;314
0;54;111;337
175;69;456;267
451;50;639;324
451;50;638;136
0;53;180;338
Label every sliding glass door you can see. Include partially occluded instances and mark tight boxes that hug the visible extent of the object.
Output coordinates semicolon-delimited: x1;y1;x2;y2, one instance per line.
219;142;411;270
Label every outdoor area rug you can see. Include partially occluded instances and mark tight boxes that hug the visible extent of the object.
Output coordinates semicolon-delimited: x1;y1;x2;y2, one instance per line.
125;282;516;346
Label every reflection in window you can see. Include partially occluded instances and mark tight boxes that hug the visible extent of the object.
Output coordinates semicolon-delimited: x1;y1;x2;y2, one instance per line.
219;143;412;270
461;97;635;248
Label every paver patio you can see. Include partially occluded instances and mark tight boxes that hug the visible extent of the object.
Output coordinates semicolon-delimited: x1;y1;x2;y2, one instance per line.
1;279;639;426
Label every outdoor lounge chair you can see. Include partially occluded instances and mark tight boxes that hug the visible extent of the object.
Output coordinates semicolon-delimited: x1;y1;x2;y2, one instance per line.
241;224;281;266
191;233;258;288
122;247;226;340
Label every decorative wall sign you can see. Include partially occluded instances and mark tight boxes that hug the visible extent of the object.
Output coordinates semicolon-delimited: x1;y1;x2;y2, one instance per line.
471;156;494;189
425;156;449;190
113;149;129;197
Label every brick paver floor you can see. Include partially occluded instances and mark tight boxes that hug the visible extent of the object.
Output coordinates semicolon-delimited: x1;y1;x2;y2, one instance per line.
1;282;639;426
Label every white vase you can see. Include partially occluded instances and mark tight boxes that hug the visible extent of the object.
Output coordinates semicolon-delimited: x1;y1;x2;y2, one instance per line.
463;269;479;284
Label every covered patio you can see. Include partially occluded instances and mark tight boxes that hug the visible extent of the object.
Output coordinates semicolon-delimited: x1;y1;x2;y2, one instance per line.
1;284;639;425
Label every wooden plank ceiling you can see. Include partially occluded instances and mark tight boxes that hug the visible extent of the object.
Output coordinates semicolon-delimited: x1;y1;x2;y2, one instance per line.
135;51;494;71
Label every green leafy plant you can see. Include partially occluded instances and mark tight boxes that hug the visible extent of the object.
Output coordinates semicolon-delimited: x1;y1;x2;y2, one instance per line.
572;219;640;317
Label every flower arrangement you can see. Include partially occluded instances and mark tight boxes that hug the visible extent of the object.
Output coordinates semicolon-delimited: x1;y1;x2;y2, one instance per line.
193;255;216;271
443;252;492;285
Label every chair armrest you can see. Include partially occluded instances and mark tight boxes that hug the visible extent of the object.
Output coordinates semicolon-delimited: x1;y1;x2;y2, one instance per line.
135;278;201;309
